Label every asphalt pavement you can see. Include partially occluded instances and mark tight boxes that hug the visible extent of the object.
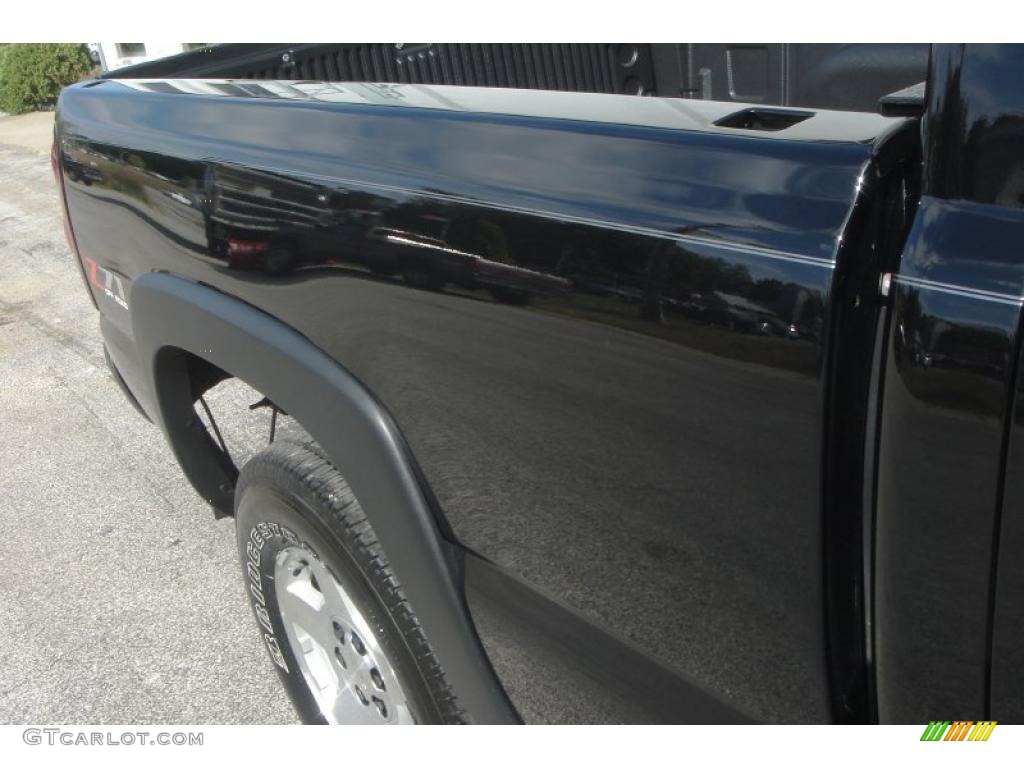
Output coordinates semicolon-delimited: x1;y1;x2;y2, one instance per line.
0;139;299;723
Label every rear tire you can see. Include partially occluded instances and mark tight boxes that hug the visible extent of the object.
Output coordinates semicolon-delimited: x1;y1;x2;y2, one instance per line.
401;264;445;291
234;440;462;724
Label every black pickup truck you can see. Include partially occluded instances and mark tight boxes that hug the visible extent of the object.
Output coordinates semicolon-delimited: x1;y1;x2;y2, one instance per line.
52;43;1023;725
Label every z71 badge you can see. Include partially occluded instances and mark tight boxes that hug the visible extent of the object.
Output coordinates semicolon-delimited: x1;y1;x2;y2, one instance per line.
82;256;128;310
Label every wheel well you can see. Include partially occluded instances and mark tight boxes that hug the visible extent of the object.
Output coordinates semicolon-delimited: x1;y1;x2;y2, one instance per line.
131;272;518;723
184;350;231;402
155;350;337;520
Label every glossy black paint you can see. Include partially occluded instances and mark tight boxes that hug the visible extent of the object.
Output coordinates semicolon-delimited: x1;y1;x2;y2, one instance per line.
821;130;919;723
995;328;1024;722
57;76;916;722
874;44;1024;723
464;553;753;724
924;45;1024;209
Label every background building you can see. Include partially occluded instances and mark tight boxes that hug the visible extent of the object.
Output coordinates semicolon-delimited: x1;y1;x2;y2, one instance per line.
88;43;204;72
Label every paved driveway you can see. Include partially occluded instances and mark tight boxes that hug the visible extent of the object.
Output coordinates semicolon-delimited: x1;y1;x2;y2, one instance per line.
0;139;298;723
0;111;55;154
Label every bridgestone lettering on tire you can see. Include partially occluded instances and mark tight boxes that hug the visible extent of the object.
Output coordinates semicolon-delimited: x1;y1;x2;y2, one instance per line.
234;440;463;724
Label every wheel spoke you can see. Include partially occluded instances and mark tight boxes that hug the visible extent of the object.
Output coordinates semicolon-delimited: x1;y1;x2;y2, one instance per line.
278;574;327;635
332;697;379;724
311;560;364;629
273;544;414;724
313;560;384;656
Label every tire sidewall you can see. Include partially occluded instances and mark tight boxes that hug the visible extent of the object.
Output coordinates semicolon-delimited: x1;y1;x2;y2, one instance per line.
235;481;439;724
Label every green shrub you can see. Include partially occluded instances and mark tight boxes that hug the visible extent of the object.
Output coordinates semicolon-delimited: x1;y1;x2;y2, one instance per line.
0;44;93;115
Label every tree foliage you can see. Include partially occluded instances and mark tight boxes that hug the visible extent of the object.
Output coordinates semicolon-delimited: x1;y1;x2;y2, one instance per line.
0;44;93;114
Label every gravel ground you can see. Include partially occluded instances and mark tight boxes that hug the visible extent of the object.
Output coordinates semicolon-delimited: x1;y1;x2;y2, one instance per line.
0;111;55;154
0;141;299;723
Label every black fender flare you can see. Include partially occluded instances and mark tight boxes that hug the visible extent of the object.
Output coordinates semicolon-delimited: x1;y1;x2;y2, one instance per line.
131;272;518;724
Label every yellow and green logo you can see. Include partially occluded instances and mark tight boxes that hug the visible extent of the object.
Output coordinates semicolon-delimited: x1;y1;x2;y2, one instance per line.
920;721;997;741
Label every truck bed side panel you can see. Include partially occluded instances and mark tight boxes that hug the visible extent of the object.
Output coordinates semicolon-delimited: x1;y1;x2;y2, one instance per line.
57;80;900;722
